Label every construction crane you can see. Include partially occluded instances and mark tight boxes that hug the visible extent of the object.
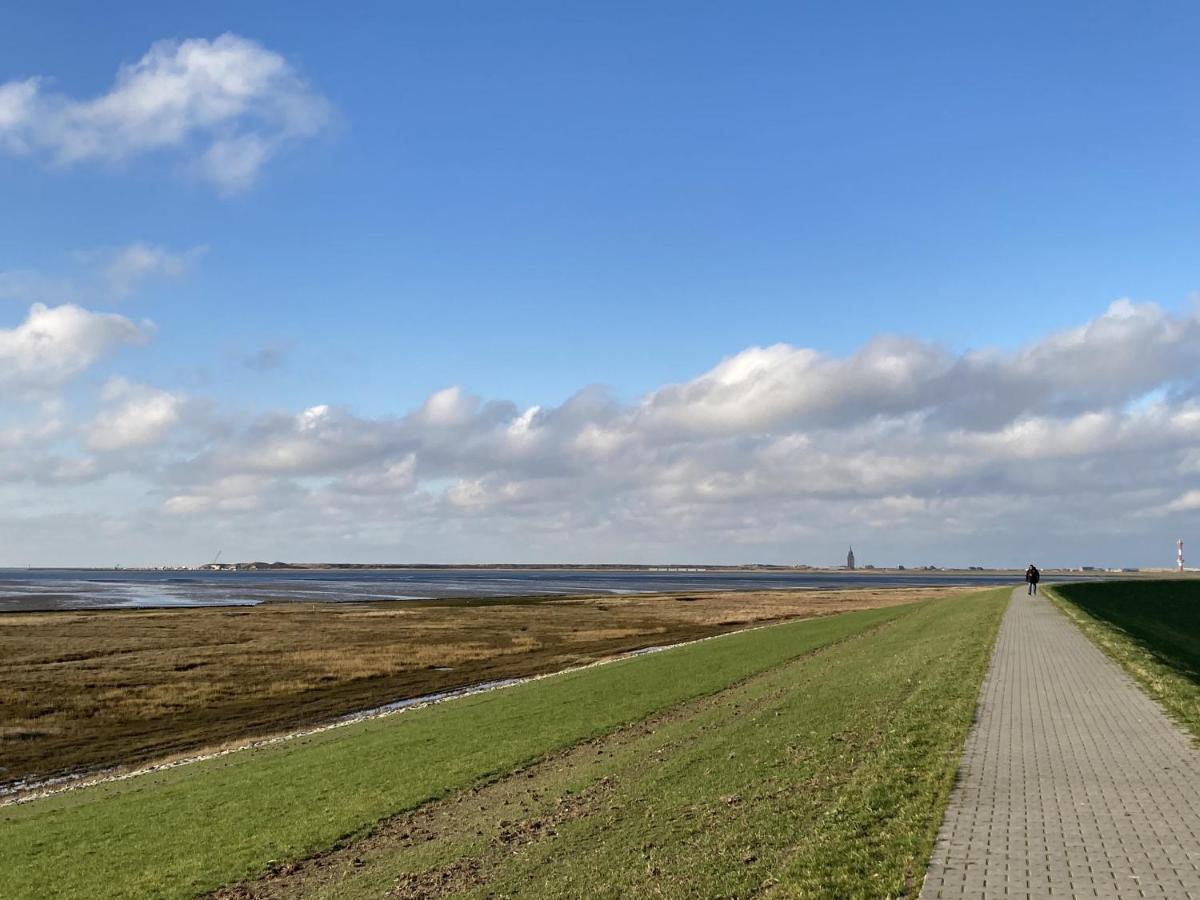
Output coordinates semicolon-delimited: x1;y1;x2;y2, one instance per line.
211;550;222;568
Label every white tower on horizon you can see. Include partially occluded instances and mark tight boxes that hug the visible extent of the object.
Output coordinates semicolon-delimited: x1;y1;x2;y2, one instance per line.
1178;538;1184;573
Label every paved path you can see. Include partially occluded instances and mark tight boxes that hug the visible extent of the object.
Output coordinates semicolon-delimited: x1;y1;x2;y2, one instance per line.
920;586;1200;899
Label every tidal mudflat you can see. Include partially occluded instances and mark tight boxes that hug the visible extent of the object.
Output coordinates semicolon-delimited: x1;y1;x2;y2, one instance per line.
0;567;1032;611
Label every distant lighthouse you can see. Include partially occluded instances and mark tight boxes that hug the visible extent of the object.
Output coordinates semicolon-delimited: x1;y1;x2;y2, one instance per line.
1178;539;1185;573
846;546;856;570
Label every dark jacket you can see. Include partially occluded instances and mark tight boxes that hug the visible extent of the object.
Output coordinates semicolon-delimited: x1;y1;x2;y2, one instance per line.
1025;566;1040;584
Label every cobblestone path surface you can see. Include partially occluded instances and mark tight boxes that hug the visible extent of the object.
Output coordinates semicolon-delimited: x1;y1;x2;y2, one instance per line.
919;586;1200;899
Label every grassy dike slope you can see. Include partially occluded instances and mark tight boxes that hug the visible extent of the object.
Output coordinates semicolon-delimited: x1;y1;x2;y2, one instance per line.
2;591;1007;899
1050;581;1200;740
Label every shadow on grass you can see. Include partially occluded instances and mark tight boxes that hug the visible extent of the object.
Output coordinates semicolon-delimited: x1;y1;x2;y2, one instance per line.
1055;580;1200;685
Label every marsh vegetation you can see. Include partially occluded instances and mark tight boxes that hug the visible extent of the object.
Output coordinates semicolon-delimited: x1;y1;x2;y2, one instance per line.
0;586;960;786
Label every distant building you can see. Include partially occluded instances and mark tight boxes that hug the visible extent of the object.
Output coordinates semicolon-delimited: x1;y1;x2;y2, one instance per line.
846;547;855;570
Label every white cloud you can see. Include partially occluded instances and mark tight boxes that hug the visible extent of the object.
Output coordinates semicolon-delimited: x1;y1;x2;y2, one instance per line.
0;79;38;133
85;378;184;450
0;410;63;450
100;242;206;296
163;475;272;516
637;300;1200;435
416;386;480;426
181;300;1200;562
195;133;273;195
0;303;149;392
639;337;951;434
162;493;212;515
336;453;417;495
1162;490;1200;514
3;241;204;304
200;404;399;476
0;33;331;193
5;298;1200;566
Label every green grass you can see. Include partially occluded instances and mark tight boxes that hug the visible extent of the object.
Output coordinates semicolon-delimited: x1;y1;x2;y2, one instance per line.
1050;580;1200;740
2;590;1008;899
300;587;1008;899
1;603;908;899
472;587;1007;898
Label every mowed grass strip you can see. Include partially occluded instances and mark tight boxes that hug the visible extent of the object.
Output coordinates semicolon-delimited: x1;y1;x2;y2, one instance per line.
1050;580;1200;739
2;601;915;900
223;587;1009;899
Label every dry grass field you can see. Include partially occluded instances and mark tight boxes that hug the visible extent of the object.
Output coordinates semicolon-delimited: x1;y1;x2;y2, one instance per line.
0;586;970;787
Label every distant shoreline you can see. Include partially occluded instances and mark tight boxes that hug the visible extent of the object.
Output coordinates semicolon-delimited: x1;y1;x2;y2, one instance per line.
3;566;1186;616
4;562;1179;575
10;563;1025;573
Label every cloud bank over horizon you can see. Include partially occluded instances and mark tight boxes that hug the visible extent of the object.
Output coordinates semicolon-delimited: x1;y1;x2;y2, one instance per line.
1;295;1196;568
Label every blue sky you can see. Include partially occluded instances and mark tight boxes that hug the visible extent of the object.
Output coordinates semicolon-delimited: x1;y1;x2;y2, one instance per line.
2;3;1200;566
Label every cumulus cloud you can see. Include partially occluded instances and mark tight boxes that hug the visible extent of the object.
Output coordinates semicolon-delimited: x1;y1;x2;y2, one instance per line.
639;337;951;434
0;303;149;393
639;300;1200;435
202;404;401;475
85;378;184;450
163;474;276;516
4;298;1200;566
0;33;331;193
146;300;1200;564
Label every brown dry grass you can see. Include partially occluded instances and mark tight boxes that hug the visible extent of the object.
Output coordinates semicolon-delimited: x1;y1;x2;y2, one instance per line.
0;587;970;786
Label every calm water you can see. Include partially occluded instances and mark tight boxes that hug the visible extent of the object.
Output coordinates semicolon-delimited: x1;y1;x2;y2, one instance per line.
0;567;1065;612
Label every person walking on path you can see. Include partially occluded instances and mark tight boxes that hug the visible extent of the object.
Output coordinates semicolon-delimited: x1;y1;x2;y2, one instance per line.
1024;563;1040;595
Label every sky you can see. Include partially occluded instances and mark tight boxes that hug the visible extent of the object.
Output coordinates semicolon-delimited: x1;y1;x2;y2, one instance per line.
2;2;1199;568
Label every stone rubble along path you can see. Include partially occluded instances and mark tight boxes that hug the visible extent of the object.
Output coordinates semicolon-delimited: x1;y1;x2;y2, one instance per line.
920;586;1200;899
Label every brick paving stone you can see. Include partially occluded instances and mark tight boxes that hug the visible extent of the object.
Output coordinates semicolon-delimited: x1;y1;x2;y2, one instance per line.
919;586;1200;899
